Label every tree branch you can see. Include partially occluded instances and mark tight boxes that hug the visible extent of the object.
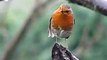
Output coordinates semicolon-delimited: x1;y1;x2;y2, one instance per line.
68;0;107;16
52;43;79;60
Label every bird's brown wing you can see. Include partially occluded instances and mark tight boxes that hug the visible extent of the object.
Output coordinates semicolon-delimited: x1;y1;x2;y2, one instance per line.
74;19;75;24
48;17;52;37
49;17;52;30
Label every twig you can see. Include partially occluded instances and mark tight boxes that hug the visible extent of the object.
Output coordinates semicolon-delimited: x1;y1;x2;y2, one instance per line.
68;0;107;16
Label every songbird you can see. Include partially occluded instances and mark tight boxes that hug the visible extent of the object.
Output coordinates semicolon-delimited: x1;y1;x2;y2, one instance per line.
48;4;75;46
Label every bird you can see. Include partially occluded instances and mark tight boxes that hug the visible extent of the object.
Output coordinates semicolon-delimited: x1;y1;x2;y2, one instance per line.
48;4;75;47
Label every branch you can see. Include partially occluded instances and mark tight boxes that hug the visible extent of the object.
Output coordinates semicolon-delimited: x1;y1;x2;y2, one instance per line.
68;0;107;16
0;0;8;1
52;43;79;60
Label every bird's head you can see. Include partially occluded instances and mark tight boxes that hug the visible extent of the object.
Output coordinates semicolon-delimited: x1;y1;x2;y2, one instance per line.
59;4;73;15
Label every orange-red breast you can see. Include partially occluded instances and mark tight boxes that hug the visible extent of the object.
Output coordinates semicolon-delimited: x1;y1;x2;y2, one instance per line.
48;4;75;40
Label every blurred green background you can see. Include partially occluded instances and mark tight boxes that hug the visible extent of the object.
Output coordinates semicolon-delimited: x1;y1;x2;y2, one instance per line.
0;0;107;60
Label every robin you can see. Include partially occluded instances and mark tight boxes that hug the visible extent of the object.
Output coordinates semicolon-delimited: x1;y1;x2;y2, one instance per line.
48;4;75;47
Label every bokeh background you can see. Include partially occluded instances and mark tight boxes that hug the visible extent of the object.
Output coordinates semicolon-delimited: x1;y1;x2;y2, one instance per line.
0;0;107;60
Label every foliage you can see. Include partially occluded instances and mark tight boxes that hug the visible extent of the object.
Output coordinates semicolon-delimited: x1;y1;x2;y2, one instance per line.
0;0;107;60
